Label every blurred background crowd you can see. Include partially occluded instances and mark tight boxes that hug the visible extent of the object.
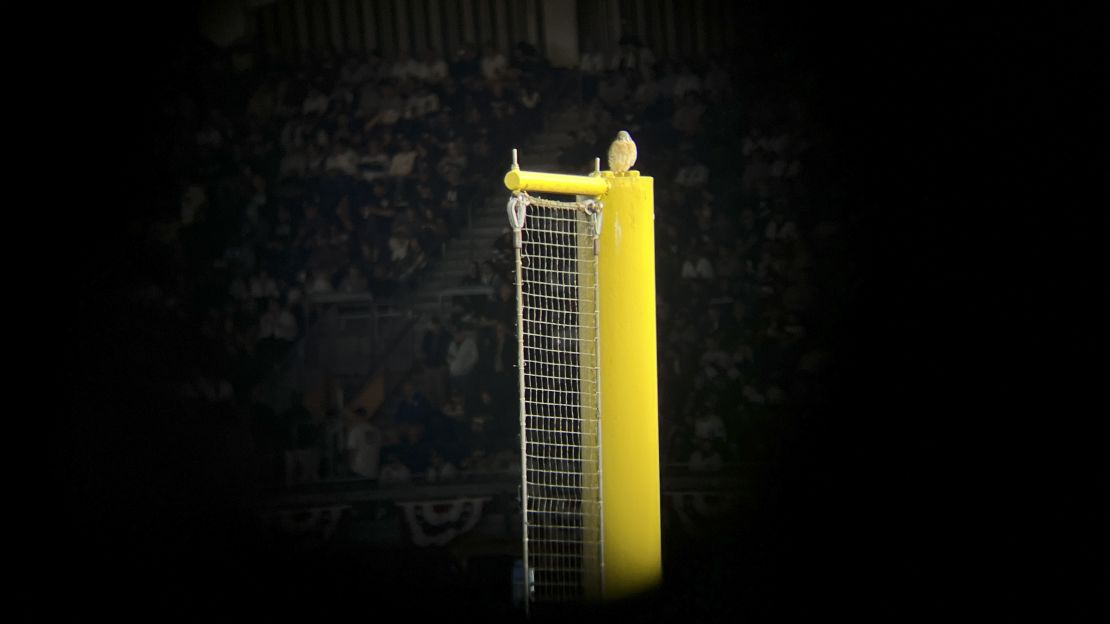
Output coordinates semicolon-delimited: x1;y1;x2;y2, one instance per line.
121;23;849;493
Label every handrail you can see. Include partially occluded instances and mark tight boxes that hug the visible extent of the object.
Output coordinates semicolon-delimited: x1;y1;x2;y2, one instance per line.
258;468;747;509
435;285;494;298
306;292;375;306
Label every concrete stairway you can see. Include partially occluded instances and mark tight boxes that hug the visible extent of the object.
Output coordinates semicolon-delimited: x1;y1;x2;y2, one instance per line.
407;114;586;316
258;109;593;416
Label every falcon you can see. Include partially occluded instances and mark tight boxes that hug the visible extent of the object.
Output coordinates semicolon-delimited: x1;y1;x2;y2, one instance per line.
607;130;637;174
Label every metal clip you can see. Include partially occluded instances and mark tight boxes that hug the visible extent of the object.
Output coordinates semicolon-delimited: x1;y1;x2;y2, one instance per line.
507;192;528;249
583;199;603;256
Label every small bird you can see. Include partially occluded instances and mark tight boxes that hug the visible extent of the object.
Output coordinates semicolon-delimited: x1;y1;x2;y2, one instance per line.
608;130;637;174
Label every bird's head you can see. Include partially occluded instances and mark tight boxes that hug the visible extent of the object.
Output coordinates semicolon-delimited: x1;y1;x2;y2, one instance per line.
617;130;632;141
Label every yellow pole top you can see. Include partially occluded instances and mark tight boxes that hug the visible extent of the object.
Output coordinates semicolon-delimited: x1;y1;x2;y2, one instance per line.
503;169;610;197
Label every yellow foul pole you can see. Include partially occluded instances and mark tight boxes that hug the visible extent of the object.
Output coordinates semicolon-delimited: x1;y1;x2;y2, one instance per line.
595;170;661;599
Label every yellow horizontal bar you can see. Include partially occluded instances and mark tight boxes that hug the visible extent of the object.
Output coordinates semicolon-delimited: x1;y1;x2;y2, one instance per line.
503;169;610;196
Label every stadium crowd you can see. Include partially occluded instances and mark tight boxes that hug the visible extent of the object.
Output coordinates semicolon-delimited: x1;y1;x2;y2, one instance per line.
134;32;842;488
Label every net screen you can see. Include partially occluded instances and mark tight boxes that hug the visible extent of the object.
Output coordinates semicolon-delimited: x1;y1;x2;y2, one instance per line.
516;199;603;605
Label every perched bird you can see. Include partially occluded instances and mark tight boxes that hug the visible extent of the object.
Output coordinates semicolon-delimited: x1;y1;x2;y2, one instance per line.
607;130;637;174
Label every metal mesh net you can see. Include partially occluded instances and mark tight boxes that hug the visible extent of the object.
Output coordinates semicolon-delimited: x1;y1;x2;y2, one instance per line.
513;195;603;607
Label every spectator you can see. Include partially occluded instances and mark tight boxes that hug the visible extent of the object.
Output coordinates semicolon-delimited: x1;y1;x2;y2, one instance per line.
255;298;297;365
344;407;382;479
597;71;629;112
517;81;542;128
436;141;468;179
477;261;501;289
674;154;710;188
703;58;735;102
487;320;515;384
337;264;368;294
672;62;703;99
277;392;312;481
371;84;404;126
397;422;432;474
460;448;490;474
324;141;359;177
450;42;480;79
480;42;508;82
258;298;298;342
672;92;707;136
391;49;422;82
681;249;715;280
693;411;727;443
426;449;458;482
394;380;433;427
485;449;517;474
578;41;606;79
441;389;467;423
416;207;449;258
469;387;509;448
338;55;367;86
421;316;452;403
446;328;479;396
379;452;412;485
420;48;449;84
700;336;732;378
285;406;323;485
388;140;417;177
688;438;723;472
368;263;398;299
358;139;389;181
304;269;334;303
459;412;490;458
461;260;483;286
249;268;280;300
631;69;662;112
301;85;329;117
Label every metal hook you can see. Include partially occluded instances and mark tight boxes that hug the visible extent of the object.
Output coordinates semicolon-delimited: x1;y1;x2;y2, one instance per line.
507;192;528;248
585;200;603;256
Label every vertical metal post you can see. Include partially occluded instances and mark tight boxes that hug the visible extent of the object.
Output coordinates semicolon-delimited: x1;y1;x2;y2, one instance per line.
515;239;531;616
578;202;604;601
507;172;532;616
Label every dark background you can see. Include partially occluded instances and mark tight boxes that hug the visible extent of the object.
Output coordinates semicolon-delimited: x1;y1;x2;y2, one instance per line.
32;2;1102;620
